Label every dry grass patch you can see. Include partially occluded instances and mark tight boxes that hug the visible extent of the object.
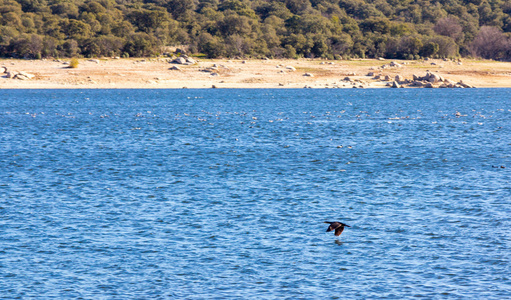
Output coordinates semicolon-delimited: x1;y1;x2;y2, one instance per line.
69;58;79;68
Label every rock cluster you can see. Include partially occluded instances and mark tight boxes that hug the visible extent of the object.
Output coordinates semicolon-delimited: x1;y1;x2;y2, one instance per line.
371;71;475;88
275;64;296;72
342;76;369;88
171;55;196;65
408;72;474;88
2;67;35;80
380;61;403;69
200;63;230;76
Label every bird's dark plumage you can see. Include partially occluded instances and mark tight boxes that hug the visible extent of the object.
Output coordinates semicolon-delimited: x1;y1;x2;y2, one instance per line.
324;221;350;236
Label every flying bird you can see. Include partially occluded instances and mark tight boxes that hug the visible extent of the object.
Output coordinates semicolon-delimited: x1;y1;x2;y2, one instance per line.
324;221;350;236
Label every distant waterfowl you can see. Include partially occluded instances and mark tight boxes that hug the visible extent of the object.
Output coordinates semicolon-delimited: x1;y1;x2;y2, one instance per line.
324;221;350;236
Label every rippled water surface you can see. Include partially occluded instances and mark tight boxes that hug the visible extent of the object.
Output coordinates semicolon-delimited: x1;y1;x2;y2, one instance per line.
1;89;511;299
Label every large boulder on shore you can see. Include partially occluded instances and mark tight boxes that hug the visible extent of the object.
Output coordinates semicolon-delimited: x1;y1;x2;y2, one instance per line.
172;57;187;64
14;71;35;80
5;70;35;80
427;73;442;83
171;56;197;65
458;81;474;88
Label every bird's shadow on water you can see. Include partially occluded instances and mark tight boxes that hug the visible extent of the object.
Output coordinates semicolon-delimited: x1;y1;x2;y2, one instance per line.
334;240;344;246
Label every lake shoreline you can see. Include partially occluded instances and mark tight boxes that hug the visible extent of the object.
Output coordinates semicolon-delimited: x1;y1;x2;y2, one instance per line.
1;58;510;89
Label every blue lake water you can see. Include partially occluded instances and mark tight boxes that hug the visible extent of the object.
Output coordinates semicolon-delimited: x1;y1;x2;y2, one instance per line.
1;88;510;299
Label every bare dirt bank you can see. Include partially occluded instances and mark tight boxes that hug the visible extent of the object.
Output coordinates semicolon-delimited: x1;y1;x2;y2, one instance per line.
1;58;510;89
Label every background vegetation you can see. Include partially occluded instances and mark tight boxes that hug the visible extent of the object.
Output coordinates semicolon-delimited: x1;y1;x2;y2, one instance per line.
1;0;510;60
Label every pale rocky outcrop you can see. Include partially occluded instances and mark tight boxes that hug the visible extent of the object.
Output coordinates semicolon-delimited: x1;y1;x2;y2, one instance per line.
0;66;7;73
13;71;35;80
171;56;196;65
427;73;442;83
16;72;34;80
412;72;443;83
201;64;229;74
402;72;475;89
380;61;403;69
172;57;187;64
201;67;216;73
286;66;296;71
458;81;474;88
6;70;35;80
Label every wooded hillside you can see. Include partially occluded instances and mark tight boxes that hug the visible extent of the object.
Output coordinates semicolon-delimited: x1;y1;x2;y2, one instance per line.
1;0;510;59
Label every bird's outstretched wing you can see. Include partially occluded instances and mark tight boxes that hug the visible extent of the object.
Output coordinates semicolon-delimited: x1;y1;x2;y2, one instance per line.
325;222;340;232
334;226;345;236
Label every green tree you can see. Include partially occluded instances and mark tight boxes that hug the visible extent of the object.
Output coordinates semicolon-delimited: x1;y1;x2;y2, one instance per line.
219;0;258;19
197;32;225;57
360;17;391;34
123;32;159;56
60;19;93;41
60;39;80;57
128;8;171;33
420;41;439;57
329;33;353;56
430;35;458;57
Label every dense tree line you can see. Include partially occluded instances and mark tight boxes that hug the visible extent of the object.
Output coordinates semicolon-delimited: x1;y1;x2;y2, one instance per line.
1;0;510;60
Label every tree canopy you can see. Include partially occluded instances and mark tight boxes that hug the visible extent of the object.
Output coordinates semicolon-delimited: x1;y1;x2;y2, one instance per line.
1;0;510;60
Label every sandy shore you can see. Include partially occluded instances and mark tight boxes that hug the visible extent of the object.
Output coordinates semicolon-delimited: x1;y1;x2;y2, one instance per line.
1;57;510;89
